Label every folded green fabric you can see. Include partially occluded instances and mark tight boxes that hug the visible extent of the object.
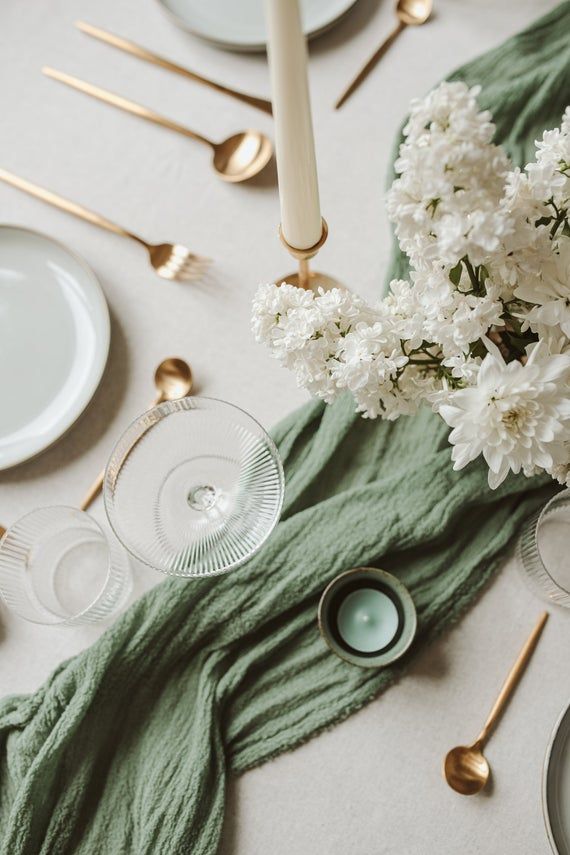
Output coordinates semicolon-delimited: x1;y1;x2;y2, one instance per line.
1;4;569;853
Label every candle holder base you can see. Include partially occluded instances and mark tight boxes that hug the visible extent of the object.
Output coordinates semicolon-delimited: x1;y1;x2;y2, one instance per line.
278;219;347;293
279;269;344;293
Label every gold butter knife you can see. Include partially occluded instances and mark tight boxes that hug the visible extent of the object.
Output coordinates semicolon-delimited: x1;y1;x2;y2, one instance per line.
76;21;273;116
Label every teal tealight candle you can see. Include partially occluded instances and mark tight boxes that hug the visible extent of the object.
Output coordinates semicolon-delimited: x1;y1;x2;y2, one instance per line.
318;568;417;668
336;587;400;653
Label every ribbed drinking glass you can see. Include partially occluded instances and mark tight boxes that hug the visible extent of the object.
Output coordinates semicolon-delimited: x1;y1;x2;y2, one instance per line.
0;506;132;624
517;489;570;607
104;397;284;577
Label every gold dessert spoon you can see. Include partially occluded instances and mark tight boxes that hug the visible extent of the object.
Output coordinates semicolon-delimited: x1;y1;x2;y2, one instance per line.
43;67;273;183
0;168;210;282
444;611;548;795
80;358;193;512
76;21;273;116
335;0;433;109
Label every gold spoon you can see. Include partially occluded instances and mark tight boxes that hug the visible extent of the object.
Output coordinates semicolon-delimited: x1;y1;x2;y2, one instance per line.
76;21;273;116
444;611;548;795
335;0;433;110
80;357;193;512
43;67;273;183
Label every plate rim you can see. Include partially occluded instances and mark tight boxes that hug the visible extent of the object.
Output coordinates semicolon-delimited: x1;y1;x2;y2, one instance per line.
543;698;570;854
153;0;359;53
0;223;110;470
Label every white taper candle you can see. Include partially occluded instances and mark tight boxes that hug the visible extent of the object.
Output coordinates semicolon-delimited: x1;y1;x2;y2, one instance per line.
264;0;322;250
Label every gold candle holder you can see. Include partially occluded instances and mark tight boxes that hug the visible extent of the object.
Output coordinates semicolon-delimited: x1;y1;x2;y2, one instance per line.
278;218;344;292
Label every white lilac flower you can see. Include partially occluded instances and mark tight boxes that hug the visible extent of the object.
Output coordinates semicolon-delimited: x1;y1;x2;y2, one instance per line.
441;353;481;383
439;344;570;488
402;82;494;146
529;126;570;208
515;237;570;337
382;279;427;348
251;282;314;344
252;93;570;489
386;81;511;270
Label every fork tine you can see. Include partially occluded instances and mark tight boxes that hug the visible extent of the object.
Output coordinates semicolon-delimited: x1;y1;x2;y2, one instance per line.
181;259;207;275
187;256;211;270
153;245;212;282
172;259;204;281
181;256;211;272
184;254;212;267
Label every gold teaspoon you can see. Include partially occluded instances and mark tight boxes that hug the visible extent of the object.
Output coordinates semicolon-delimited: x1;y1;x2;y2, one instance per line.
42;67;273;183
335;0;432;110
80;358;193;512
444;611;548;795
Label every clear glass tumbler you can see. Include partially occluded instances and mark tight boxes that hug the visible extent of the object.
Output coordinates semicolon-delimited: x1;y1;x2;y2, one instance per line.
104;397;284;577
517;489;570;607
0;506;132;625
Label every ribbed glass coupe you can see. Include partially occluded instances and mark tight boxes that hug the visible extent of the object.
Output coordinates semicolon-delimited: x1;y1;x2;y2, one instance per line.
104;397;284;577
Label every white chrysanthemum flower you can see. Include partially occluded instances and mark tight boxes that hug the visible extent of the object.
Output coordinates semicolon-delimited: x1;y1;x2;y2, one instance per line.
439;344;570;488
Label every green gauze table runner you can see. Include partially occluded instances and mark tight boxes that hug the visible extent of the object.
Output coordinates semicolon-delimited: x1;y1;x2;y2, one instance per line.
1;5;570;853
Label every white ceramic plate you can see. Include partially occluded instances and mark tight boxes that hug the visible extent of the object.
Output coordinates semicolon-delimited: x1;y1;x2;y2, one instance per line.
0;226;110;470
544;700;570;853
156;0;359;51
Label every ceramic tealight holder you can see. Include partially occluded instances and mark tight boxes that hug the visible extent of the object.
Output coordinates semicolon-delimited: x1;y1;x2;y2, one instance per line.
318;567;417;668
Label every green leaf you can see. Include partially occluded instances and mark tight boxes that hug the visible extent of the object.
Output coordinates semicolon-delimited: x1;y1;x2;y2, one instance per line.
469;339;487;360
449;260;463;286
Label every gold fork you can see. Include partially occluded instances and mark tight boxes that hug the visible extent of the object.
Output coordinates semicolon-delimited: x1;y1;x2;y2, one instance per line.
0;168;211;282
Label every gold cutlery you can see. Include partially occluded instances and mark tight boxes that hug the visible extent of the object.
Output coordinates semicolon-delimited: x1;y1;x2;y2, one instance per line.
43;67;273;183
80;358;194;512
444;611;548;795
76;21;273;116
0;168;210;282
335;0;433;110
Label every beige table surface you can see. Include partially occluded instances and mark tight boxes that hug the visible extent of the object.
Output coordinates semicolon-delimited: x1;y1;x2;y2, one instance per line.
0;0;568;852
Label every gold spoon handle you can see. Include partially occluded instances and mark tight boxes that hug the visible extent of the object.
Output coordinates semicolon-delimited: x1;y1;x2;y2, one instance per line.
43;67;212;149
0;526;5;538
79;393;164;512
79;473;106;513
335;20;406;110
476;611;548;747
76;21;273;116
0;168;141;243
